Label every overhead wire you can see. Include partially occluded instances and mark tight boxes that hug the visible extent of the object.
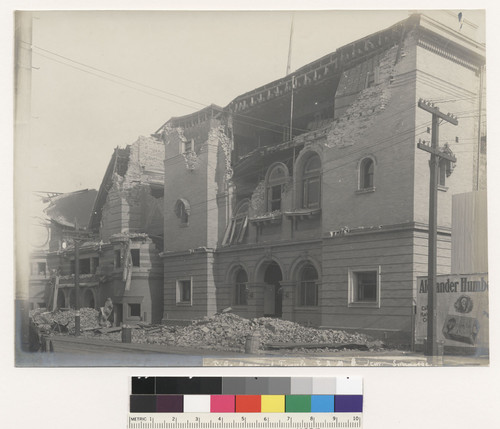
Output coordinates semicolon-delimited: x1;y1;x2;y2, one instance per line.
28;41;315;135
24;45;485;215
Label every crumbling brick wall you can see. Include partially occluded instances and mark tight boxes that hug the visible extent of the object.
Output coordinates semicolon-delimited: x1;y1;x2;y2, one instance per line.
327;44;399;148
100;136;165;241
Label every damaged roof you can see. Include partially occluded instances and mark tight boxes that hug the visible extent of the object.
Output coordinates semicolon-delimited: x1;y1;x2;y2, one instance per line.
88;146;130;232
44;189;97;229
154;13;485;130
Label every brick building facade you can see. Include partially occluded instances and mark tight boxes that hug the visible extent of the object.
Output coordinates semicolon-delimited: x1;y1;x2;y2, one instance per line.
159;12;485;342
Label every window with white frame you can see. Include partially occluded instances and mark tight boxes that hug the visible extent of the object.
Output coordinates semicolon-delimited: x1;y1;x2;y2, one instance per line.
266;163;288;212
349;267;381;307
128;303;141;318
302;154;321;209
359;157;374;190
234;268;248;306
176;278;192;304
298;263;318;306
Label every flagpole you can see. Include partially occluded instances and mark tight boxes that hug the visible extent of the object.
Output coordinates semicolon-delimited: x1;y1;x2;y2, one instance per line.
286;14;294;76
286;14;295;142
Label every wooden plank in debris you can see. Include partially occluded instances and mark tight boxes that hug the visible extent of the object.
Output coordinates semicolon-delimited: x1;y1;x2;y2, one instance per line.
95;327;122;334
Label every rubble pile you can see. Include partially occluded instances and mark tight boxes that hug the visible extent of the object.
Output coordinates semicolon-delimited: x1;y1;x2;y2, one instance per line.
32;310;381;353
129;313;373;352
30;308;100;334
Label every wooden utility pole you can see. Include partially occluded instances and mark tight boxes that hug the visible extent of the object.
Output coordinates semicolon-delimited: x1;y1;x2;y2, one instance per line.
63;223;93;336
14;12;32;353
417;99;458;356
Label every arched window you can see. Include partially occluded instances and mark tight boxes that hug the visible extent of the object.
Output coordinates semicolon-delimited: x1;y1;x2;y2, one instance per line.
438;159;447;187
302;154;321;209
359;158;374;190
266;163;288;212
174;199;190;225
299;264;318;306
234;268;248;306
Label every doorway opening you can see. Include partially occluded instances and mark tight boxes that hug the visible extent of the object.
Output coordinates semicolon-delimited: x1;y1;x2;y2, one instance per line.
263;261;283;317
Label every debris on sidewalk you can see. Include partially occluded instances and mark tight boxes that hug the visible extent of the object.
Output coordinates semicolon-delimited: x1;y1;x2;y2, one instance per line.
29;309;384;353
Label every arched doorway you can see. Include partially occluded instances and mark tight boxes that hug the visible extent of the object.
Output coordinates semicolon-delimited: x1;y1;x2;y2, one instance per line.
57;289;66;309
263;262;283;317
82;289;95;309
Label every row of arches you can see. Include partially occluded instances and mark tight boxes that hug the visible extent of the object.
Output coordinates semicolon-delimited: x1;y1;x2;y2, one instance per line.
226;257;321;313
56;287;97;310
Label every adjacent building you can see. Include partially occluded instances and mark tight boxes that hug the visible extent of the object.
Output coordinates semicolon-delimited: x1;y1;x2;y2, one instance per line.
38;136;165;325
159;12;486;342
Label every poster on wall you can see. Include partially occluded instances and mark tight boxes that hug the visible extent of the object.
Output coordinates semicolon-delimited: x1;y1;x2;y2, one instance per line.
415;273;489;349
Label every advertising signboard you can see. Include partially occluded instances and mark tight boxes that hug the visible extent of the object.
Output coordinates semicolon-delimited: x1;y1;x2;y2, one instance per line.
415;273;489;349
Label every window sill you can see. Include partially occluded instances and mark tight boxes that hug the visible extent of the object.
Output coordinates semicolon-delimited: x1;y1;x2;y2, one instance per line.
284;208;321;220
348;301;380;308
355;187;376;195
249;212;282;225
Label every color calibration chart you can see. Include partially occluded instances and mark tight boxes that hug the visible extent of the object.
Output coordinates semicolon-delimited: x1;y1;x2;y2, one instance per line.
129;376;363;428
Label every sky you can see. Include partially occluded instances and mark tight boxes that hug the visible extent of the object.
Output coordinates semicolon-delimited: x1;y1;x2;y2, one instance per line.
21;9;484;194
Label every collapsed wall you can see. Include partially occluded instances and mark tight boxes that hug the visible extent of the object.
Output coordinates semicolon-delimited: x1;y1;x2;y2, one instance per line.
100;136;165;241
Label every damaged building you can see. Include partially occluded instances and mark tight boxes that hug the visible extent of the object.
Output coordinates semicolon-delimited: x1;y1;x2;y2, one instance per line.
158;12;486;342
42;136;165;325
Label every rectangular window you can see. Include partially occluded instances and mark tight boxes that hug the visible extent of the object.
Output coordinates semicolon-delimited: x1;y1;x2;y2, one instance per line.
438;160;447;187
128;303;141;318
131;249;140;267
176;279;192;304
114;250;121;268
366;71;375;88
349;268;381;307
300;281;318;306
79;258;91;274
182;138;194;153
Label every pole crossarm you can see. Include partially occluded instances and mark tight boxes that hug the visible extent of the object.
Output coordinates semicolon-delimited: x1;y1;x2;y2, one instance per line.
417;97;458;357
418;99;458;125
417;143;457;163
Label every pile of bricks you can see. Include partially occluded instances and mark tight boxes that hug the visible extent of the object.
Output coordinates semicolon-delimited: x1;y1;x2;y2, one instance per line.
30;307;100;334
122;313;374;353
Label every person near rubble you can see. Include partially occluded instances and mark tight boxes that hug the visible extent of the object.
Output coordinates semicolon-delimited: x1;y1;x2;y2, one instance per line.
98;297;114;327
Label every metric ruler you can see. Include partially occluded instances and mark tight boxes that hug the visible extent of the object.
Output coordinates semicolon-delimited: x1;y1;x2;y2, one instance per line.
128;413;362;428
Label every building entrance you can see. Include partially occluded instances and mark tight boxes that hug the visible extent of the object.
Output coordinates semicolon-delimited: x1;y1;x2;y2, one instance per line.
263;262;283;317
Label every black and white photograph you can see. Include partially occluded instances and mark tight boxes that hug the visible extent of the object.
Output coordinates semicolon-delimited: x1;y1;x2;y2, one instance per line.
12;8;490;369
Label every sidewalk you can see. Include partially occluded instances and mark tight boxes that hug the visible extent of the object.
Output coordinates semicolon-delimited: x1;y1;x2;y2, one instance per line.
15;334;489;367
